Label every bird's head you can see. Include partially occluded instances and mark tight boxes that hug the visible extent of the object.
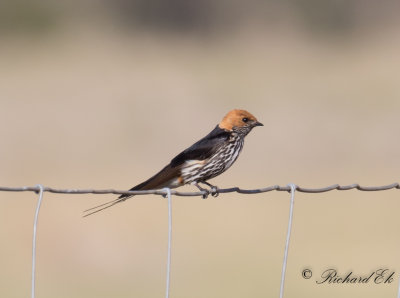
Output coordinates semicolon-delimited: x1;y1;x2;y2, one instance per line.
218;109;263;136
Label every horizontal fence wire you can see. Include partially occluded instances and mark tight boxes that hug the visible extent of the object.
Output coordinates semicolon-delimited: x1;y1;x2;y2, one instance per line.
1;182;399;197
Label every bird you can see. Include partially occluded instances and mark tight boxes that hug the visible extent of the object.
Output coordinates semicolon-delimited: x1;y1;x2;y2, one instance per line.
84;109;263;216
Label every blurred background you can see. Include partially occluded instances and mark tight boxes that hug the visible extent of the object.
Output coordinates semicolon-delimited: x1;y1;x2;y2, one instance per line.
1;0;400;297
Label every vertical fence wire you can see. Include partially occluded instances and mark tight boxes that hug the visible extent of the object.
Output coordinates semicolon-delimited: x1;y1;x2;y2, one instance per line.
31;185;44;298
164;188;172;298
397;274;400;298
279;184;296;298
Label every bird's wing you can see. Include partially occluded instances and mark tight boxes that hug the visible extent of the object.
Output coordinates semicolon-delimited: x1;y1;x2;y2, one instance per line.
83;126;230;217
170;125;230;167
128;164;181;191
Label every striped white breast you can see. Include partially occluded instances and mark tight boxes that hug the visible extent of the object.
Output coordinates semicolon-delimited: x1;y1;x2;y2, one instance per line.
181;135;244;184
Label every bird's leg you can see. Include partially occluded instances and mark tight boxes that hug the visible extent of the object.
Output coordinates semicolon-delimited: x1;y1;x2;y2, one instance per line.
200;181;219;197
194;182;210;199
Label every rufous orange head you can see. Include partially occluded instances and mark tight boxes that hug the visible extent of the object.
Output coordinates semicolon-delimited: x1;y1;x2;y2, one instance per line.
218;109;263;134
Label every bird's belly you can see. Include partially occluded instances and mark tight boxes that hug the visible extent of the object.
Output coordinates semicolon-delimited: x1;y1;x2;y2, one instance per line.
181;140;243;184
180;160;207;184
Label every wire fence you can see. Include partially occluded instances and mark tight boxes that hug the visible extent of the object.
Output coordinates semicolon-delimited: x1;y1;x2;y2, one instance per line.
1;182;400;298
1;182;400;196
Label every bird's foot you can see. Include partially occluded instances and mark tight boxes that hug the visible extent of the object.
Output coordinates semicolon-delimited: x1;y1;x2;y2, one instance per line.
200;188;210;199
199;182;219;198
194;183;210;199
210;186;219;197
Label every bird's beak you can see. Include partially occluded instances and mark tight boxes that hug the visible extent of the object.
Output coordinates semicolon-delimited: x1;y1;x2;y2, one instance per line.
254;121;264;127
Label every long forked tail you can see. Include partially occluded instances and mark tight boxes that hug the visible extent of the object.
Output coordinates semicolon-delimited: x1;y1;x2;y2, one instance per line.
83;164;180;217
83;186;143;217
83;197;127;217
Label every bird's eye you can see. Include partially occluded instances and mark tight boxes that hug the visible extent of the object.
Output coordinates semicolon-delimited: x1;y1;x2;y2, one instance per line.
242;118;249;123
